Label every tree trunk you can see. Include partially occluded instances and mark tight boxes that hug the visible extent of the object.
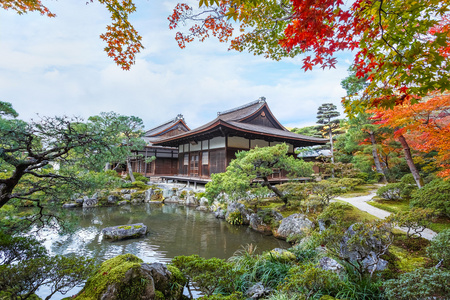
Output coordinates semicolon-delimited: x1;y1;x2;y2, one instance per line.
369;132;387;183
261;176;288;205
329;128;335;178
398;134;423;188
104;162;111;171
126;158;136;182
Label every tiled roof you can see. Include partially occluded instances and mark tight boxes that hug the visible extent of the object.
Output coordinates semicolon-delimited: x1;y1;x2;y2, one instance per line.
154;99;327;146
226;121;327;143
144;114;187;137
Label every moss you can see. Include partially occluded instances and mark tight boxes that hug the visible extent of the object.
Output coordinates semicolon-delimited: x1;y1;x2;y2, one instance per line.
133;225;143;229
117;225;132;230
155;290;165;300
130;191;145;200
389;245;427;272
75;254;143;300
167;265;187;286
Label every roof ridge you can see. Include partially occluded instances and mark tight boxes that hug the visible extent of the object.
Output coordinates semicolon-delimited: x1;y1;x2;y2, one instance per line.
149;114;184;130
217;97;266;116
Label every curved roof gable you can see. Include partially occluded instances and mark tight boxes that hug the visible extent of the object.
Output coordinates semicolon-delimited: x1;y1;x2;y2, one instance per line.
144;114;190;137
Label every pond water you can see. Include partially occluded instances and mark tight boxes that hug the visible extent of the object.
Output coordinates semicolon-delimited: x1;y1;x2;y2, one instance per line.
35;203;289;299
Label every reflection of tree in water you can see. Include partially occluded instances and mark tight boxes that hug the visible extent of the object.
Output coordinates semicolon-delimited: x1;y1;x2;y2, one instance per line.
33;203;289;265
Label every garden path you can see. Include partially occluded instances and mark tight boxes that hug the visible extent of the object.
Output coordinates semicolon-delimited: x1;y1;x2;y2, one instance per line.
334;191;438;240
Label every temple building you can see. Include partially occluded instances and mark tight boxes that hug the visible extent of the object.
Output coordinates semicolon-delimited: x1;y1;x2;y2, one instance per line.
123;114;190;176
151;98;327;183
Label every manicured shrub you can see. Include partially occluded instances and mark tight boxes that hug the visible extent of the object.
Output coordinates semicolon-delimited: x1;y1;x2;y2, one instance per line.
376;183;404;200
383;268;450;299
410;178;450;217
125;172;148;183
131;181;147;190
355;172;369;183
426;229;450;268
337;178;364;191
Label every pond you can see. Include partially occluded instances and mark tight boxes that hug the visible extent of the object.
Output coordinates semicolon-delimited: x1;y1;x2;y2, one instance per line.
35;203;289;299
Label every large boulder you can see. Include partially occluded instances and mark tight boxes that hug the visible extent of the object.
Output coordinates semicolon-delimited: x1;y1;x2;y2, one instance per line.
274;213;314;240
83;197;98;208
130;191;145;203
339;223;388;273
107;195;120;205
225;202;252;225
75;254;186;300
214;207;226;219
249;210;283;235
102;223;148;241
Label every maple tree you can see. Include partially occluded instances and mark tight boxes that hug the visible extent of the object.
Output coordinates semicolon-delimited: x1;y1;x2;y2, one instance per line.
169;0;450;110
2;0;143;70
369;94;450;184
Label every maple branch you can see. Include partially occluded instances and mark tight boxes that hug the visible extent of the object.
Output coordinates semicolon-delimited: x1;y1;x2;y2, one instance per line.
377;0;403;58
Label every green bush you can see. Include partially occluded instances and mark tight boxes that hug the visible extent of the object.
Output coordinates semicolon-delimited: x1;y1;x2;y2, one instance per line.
121;182;133;188
276;182;309;202
387;208;436;239
355;172;369;183
376;183;404;200
400;174;415;185
131;181;147;190
226;211;243;225
125;172;148;183
383;268;450;299
280;263;343;297
410;178;450;217
426;229;450;268
337;178;364;191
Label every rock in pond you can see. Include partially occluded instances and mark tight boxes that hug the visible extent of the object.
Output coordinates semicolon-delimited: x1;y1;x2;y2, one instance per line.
62;202;79;209
102;223;148;241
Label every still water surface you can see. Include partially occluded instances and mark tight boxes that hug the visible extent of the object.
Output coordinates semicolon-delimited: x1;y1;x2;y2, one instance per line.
36;203;289;299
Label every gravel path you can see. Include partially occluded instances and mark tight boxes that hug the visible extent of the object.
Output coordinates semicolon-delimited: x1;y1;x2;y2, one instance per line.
335;191;438;240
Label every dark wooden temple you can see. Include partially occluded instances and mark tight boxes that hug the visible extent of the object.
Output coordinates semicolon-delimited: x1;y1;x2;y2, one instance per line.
152;98;327;182
125;114;190;176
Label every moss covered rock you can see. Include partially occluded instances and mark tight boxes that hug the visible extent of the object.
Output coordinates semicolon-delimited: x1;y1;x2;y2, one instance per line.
75;254;187;300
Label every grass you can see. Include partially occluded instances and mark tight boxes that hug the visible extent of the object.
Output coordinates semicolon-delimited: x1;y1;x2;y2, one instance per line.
428;217;450;233
338;184;379;198
367;198;410;213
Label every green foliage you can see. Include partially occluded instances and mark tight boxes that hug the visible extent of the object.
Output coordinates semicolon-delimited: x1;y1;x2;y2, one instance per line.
318;202;353;228
383;268;450;300
276;183;309;203
171;255;240;296
199;292;244;300
226;211;243;225
410;178;450;217
307;180;344;208
280;263;343;297
125;172;148;184
426;229;450;269
337;178;364;191
131;181;147;190
0;233;95;300
376;183;404;200
387;208;436;239
205;144;313;205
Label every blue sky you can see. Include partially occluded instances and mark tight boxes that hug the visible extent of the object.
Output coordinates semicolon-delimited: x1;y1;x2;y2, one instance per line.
0;1;352;130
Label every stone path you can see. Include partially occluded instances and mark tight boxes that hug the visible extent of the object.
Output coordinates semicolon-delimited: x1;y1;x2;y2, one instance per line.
334;191;438;241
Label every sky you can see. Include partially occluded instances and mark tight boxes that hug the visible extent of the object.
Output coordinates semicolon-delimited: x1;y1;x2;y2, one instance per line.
0;1;352;131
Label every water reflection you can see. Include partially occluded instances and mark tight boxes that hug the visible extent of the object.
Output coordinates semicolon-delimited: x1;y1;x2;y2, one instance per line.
34;203;289;299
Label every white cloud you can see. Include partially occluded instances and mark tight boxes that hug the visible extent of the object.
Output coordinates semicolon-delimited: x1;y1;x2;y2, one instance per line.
0;1;350;131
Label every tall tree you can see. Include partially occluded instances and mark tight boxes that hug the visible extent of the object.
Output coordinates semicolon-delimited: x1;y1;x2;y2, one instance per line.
369;94;450;183
316;103;340;171
340;67;388;182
